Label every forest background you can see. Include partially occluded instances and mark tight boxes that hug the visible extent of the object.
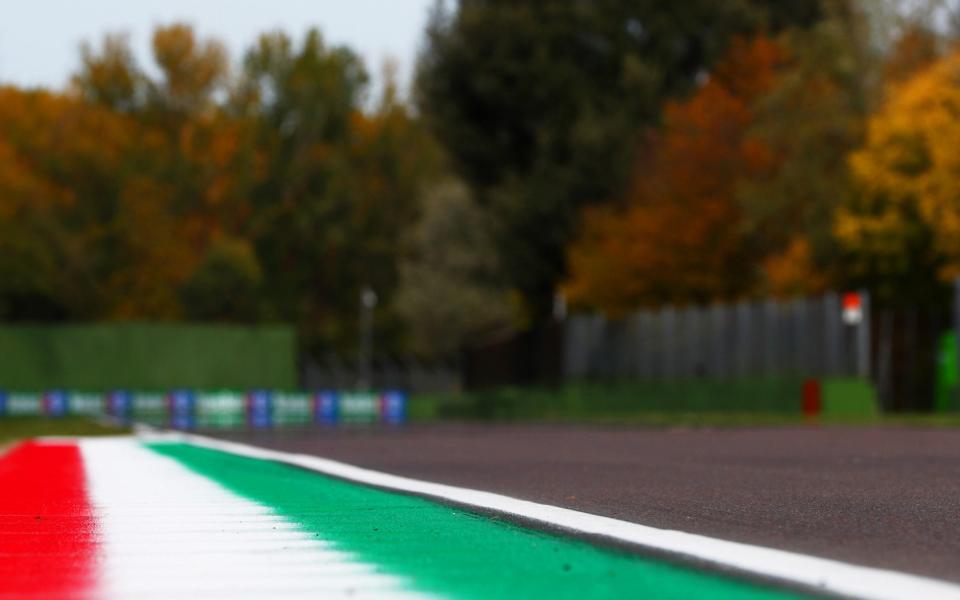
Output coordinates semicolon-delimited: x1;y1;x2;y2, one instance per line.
2;0;958;361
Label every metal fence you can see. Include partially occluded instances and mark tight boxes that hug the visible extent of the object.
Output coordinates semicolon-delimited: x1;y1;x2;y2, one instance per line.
564;292;871;381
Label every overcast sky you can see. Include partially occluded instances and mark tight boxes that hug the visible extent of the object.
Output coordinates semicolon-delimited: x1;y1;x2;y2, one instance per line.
0;0;435;98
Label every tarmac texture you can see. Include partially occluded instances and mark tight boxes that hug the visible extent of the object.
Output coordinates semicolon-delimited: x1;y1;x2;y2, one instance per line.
213;424;960;582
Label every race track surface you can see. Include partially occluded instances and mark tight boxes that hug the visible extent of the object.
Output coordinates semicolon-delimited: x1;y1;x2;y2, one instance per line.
1;437;817;599
211;424;960;583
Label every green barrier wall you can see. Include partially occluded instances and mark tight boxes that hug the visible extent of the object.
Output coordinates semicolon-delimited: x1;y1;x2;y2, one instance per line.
936;331;958;412
820;378;878;418
0;323;296;389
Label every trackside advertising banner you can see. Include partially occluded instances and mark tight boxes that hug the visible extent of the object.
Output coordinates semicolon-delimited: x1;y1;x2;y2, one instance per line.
0;389;407;427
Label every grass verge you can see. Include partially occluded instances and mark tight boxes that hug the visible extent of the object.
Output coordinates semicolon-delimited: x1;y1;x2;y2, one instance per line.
409;386;960;428
0;417;129;449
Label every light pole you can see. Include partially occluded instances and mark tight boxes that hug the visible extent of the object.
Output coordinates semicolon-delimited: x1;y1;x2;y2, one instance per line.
358;286;377;390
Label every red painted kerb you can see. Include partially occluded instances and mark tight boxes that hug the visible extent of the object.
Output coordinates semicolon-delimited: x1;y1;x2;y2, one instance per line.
0;441;97;599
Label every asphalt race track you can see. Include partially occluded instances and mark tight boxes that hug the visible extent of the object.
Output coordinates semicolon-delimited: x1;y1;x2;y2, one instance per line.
211;424;960;583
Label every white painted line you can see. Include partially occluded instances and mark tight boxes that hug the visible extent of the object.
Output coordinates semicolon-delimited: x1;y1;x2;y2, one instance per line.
159;431;960;600
80;438;432;600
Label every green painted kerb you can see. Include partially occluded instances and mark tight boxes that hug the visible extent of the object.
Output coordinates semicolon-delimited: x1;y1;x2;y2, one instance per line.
147;443;809;600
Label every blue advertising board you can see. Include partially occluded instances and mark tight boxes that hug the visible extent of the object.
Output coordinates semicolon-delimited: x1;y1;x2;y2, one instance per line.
44;390;68;418
108;391;133;421
0;388;409;428
246;390;272;428
168;390;196;429
314;391;339;425
380;390;407;425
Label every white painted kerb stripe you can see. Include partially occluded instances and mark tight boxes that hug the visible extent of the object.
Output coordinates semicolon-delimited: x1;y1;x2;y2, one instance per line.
79;438;430;600
162;432;960;600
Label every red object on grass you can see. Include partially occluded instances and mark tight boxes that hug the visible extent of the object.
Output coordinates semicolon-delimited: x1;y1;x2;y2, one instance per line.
802;378;822;418
0;441;97;599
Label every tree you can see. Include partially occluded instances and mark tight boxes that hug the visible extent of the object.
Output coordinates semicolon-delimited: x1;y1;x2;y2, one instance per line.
28;24;442;354
237;31;437;354
102;177;198;318
0;138;73;319
149;23;229;116
417;0;823;319
179;237;263;321
0;86;142;318
882;25;941;85
836;49;960;305
238;28;370;351
738;1;875;295
395;178;513;357
72;33;143;112
341;68;445;353
742;1;954;300
565;35;785;314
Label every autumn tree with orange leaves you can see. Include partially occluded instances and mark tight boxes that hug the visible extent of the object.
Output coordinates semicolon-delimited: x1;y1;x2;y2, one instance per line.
565;36;785;314
0;24;440;356
3;8;955;357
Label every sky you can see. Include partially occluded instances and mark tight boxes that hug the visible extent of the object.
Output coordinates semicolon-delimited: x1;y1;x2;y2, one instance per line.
0;0;435;99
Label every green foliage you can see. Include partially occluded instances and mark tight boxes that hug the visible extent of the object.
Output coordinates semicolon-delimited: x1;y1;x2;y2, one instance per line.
237;32;439;353
73;33;143;112
416;0;823;318
395;178;514;357
179;237;263;321
239;29;372;343
565;2;959;309
0;221;69;320
1;25;440;359
740;4;875;292
149;23;229;115
6;7;952;363
0;418;129;448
